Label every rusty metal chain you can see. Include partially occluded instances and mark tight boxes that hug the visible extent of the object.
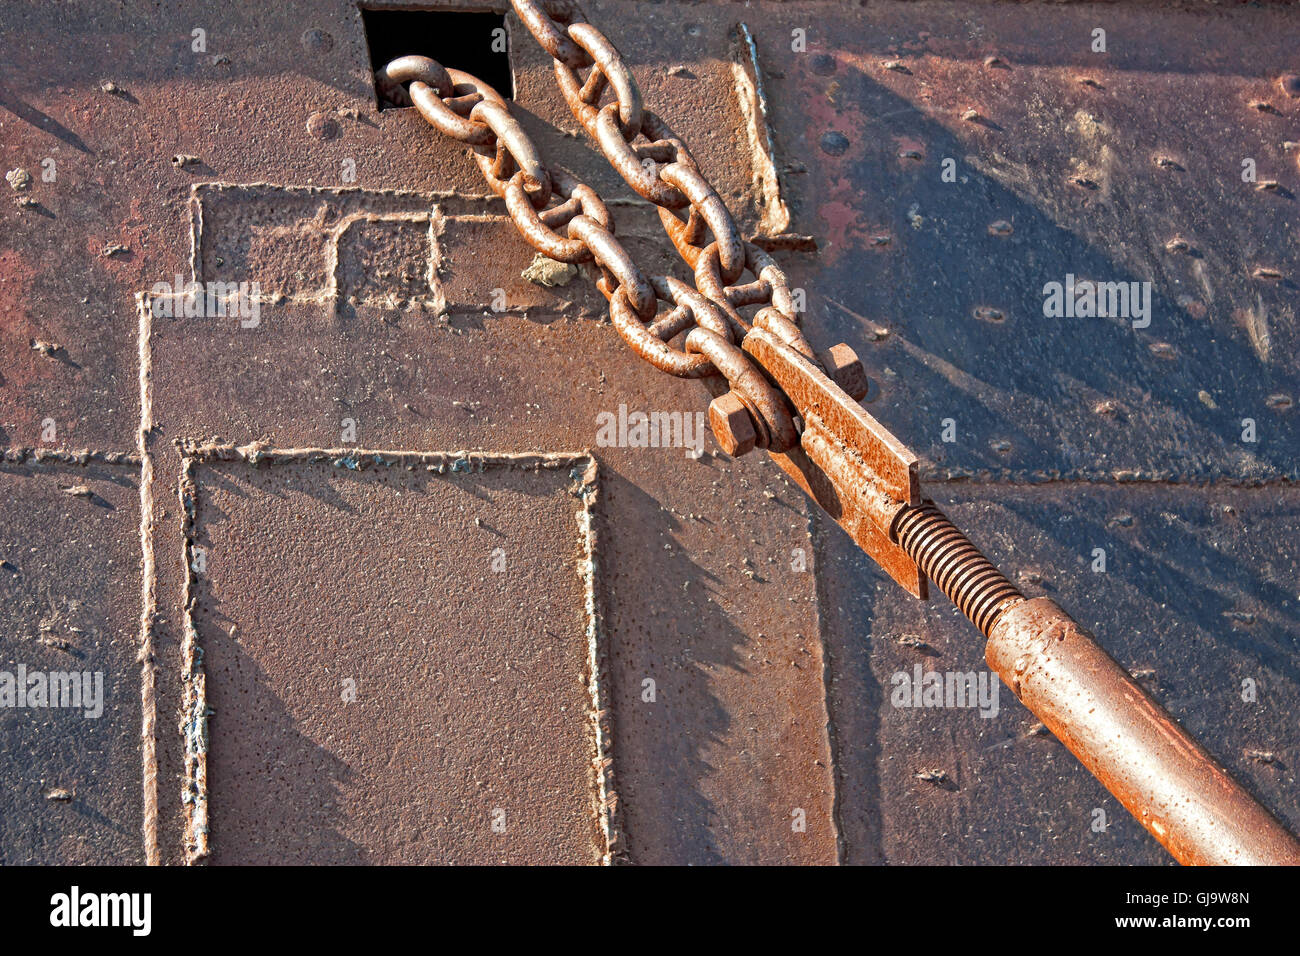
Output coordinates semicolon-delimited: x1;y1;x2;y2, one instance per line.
511;1;810;346
377;16;809;452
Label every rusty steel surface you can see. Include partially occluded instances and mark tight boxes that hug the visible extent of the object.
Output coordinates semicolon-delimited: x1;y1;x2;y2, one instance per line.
0;461;144;865
185;448;612;864
1;0;1298;868
410;0;1297;864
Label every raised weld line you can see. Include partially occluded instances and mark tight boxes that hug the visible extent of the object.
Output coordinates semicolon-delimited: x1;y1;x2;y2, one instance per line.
177;455;208;864
922;470;1298;488
135;293;160;866
0;447;140;466
573;456;625;864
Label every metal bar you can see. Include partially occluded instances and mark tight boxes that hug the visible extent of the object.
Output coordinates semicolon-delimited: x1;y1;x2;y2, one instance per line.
894;502;1300;866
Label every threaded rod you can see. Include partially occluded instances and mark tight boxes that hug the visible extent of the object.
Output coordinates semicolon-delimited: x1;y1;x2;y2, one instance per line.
894;502;1023;636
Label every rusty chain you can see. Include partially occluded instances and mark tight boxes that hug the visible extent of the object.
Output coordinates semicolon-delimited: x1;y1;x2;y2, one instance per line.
377;3;815;454
513;2;805;332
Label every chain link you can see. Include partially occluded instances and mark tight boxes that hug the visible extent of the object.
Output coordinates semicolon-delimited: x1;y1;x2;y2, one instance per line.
379;1;811;451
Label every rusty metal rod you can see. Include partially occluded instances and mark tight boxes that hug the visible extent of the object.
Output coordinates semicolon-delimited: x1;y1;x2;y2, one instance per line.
894;501;1300;866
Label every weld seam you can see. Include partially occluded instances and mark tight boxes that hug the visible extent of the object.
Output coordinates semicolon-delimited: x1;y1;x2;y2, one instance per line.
135;293;160;866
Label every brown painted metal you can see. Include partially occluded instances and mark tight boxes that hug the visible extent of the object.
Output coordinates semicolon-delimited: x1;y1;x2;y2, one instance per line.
743;306;1300;864
5;0;1295;866
1;0;843;866
987;598;1300;866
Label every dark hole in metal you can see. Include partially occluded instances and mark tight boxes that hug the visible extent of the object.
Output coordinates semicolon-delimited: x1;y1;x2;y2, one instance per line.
361;7;512;109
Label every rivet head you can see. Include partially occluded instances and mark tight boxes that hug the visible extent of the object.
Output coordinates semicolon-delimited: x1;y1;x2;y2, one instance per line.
307;112;342;141
300;29;334;54
819;131;850;156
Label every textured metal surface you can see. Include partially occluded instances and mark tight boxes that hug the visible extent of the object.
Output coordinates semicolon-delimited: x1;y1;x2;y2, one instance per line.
0;463;143;864
143;292;835;864
762;0;1300;483
190;454;609;864
2;0;1298;865
819;484;1300;865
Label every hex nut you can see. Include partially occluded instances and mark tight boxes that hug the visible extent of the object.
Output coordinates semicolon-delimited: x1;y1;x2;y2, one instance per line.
820;343;870;401
709;392;757;457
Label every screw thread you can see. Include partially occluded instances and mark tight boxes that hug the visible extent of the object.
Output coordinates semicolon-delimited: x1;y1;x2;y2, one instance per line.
894;502;1023;637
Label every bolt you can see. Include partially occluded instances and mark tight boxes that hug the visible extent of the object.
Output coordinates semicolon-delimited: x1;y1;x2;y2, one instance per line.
708;392;757;457
819;344;869;401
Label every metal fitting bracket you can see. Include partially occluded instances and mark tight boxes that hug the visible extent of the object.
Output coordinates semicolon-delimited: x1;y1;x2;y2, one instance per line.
742;327;926;597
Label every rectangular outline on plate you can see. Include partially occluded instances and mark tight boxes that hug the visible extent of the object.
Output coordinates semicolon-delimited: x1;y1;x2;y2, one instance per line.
174;440;622;865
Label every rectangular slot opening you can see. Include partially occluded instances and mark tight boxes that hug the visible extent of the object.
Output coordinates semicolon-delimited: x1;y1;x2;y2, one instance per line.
361;7;513;109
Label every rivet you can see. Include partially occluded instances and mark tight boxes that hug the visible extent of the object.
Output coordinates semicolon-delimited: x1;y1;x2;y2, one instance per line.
307;112;342;141
819;131;849;156
300;28;334;54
